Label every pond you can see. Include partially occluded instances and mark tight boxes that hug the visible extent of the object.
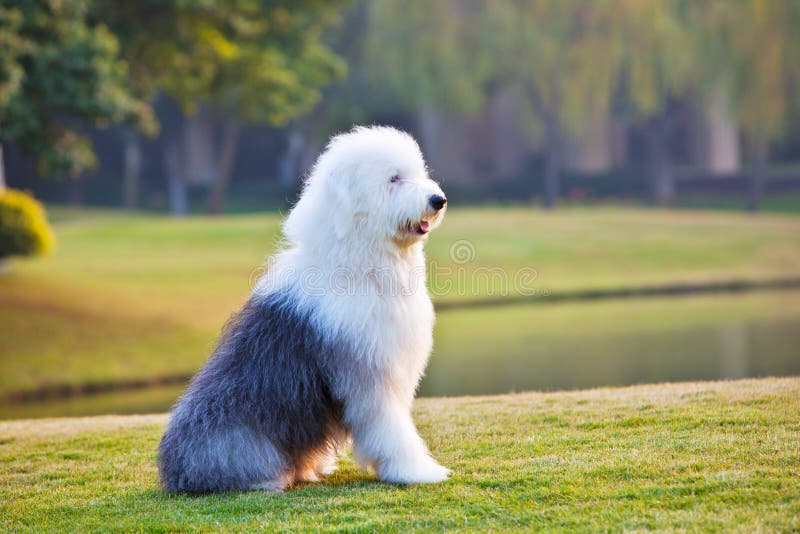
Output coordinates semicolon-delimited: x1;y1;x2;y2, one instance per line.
2;290;799;420
423;290;800;396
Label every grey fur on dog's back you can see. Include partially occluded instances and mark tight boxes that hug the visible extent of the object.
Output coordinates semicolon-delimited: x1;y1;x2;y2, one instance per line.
158;289;345;493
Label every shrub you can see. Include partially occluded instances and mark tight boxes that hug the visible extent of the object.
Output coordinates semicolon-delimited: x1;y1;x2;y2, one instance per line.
0;188;55;260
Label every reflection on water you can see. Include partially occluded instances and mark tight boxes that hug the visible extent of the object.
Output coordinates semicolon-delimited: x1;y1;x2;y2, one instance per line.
421;291;800;396
2;291;799;420
421;314;800;396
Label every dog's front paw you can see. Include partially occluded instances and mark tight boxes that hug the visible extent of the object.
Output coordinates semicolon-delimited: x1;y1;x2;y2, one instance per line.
378;456;450;485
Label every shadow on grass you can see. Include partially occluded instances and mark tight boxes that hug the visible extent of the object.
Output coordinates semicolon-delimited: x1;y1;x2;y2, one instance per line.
101;473;409;529
138;471;393;504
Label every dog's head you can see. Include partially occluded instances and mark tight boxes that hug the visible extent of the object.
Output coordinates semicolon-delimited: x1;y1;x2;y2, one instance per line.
285;126;446;250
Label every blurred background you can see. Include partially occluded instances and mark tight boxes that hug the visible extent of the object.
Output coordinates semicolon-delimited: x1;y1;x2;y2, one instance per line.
1;0;799;419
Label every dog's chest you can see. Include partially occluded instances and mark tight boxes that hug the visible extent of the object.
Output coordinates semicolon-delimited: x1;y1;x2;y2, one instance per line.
354;289;434;395
317;287;434;363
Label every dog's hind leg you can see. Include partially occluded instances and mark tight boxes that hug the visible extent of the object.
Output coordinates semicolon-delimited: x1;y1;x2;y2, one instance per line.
250;472;293;493
314;452;339;477
294;444;341;482
294;452;321;483
313;427;349;478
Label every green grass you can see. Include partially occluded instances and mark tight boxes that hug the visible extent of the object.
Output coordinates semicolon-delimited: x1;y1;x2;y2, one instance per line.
2;206;800;396
1;377;798;532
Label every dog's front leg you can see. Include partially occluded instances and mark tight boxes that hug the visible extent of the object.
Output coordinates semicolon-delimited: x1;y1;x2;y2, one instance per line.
345;389;449;484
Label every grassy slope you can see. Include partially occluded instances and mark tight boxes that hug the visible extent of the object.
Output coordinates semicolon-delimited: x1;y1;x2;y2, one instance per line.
2;206;800;395
1;377;798;532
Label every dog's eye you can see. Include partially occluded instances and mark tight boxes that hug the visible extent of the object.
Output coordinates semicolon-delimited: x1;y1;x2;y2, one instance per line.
389;174;400;183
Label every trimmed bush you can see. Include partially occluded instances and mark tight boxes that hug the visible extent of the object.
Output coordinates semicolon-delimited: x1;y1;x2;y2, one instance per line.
0;188;55;260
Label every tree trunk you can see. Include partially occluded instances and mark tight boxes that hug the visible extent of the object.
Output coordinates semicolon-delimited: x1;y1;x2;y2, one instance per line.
183;105;217;187
279;129;307;190
703;85;740;174
0;143;6;191
542;116;561;209
122;129;142;209
167;172;188;216
746;136;768;213
206;119;241;214
68;177;85;206
527;86;562;209
164;138;188;217
564;114;613;173
645;117;674;206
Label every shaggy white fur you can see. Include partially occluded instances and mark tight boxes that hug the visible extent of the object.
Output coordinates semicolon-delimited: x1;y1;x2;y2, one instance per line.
258;125;449;484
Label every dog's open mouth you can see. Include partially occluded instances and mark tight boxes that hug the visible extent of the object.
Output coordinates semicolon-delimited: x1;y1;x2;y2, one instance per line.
402;219;431;235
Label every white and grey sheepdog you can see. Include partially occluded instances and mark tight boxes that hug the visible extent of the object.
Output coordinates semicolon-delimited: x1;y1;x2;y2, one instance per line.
158;126;449;493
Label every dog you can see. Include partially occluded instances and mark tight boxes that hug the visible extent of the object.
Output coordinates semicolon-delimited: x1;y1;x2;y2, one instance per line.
158;126;449;493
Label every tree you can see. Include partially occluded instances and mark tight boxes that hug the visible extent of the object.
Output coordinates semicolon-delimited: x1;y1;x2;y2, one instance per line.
87;0;180;208
0;7;25;190
95;1;346;214
339;1;625;209
615;0;800;209
610;0;696;206
714;0;800;212
480;1;622;208
0;0;153;190
198;2;346;213
295;1;488;188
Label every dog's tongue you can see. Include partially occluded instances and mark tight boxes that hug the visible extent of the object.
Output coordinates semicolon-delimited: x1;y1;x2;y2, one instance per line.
416;220;430;234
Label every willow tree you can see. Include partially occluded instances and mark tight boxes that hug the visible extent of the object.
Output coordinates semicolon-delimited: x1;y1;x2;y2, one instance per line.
478;0;622;208
359;0;487;175
718;0;800;212
615;0;800;208
610;0;696;205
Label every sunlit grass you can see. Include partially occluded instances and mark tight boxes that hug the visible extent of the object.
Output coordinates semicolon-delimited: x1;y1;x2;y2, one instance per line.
1;377;798;532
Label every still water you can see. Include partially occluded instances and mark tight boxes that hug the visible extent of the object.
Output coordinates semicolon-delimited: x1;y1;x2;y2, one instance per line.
2;291;799;419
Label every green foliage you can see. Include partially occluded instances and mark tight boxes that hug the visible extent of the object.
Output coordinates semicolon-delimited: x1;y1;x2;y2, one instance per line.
0;7;25;111
0;1;345;180
93;1;347;127
364;0;486;115
353;0;800;143
0;0;153;177
613;0;695;119
0;188;54;259
708;0;800;139
616;0;800;136
480;1;622;138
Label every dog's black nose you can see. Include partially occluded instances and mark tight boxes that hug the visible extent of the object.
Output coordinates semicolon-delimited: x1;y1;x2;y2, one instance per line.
429;195;447;211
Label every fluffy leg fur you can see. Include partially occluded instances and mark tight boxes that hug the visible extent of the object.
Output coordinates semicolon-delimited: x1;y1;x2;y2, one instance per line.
344;385;449;484
314;451;340;477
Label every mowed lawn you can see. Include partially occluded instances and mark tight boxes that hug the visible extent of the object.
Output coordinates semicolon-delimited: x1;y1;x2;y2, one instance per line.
2;206;800;396
1;377;798;532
